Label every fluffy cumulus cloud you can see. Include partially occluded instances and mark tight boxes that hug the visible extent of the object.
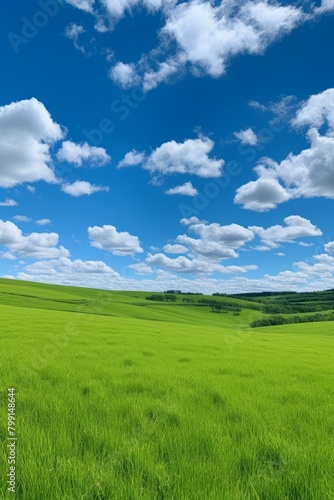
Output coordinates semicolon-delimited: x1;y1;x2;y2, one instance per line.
154;218;255;264
64;1;334;91
0;98;63;188
14;256;122;289
57;257;119;275
292;88;334;131
109;62;140;88
175;235;239;259
325;241;334;255
235;178;291;211
1;252;16;260
36;219;52;226
0;219;69;259
165;182;198;196
24;258;120;276
316;0;334;13
9;256;334;294
117;150;145;168
235;88;334;210
234;128;258;145
142;58;181;91
128;262;154;274
142;216;322;275
57;141;111;167
144;136;224;178
108;0;304;90
0;199;17;207
12;215;32;223
145;252;257;275
88;225;143;255
249;216;322;249
185;219;254;248
163;244;188;254
61;181;109;197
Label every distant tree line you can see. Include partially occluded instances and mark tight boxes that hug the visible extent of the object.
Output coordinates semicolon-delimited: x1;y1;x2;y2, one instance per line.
163;290;203;295
198;298;241;314
146;294;177;302
231;291;297;298
145;295;242;314
251;312;334;328
260;303;334;314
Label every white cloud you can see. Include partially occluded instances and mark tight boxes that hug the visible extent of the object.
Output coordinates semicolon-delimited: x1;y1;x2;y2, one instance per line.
236;89;334;210
109;62;140;88
1;252;16;260
36;219;52;226
61;181;109;197
65;23;90;55
234;178;290;211
252;245;272;252
261;95;298;119
64;1;333;92
145;252;257;275
65;23;85;39
186;219;254;248
143;58;181;91
8;245;334;294
275;252;285;257
65;0;95;13
12;215;32;223
57;141;111;167
316;0;334;13
299;242;314;247
234;128;258;145
57;257;119;275
325;241;334;255
108;0;304;90
165;181;198;196
292;88;334;131
88;225;143;255
117;150;145;168
144;136;224;178
0;199;17;207
129;262;154;274
170;219;255;261
23;257;120;282
180;216;202;226
27;186;36;194
235;128;334;209
0;98;63;188
102;0;163;19
176;235;239;259
160;1;303;78
249;216;322;248
163;244;188;254
0;219;69;259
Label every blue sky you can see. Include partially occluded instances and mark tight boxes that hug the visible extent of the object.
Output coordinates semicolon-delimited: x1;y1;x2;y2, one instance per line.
1;0;334;293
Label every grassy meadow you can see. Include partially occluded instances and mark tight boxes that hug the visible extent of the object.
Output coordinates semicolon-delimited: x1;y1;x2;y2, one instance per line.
1;278;334;499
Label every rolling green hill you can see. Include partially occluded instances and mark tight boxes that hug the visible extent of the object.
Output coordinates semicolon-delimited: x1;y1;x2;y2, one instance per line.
1;278;334;499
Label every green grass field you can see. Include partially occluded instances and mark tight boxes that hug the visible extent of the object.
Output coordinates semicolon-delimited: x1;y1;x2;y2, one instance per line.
1;278;334;499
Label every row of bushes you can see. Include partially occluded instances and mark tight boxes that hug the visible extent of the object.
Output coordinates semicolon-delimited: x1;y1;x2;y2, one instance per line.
251;312;334;328
198;298;241;311
145;295;242;314
146;294;177;302
261;303;334;314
